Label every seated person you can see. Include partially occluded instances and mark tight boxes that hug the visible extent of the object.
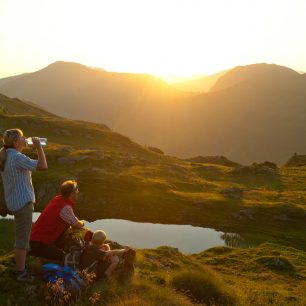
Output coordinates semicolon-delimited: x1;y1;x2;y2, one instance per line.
30;180;85;261
79;230;131;280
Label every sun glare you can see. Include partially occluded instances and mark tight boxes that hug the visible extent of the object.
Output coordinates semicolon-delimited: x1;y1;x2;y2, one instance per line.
0;0;306;78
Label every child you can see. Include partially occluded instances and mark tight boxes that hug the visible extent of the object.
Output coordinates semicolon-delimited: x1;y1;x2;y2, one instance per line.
95;231;111;251
79;230;129;280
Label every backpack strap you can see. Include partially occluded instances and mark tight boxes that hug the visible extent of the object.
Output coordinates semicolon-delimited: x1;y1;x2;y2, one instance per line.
83;260;98;274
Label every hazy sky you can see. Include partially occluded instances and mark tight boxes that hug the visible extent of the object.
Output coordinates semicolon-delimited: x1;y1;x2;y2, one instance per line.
1;0;305;81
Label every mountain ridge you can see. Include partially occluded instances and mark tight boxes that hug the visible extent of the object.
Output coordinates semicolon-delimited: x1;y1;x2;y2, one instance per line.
210;63;301;92
1;62;306;163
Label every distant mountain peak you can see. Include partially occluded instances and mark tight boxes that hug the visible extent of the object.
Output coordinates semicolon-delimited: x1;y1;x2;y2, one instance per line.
41;61;90;72
46;60;86;67
229;63;298;76
39;61;106;74
210;63;300;92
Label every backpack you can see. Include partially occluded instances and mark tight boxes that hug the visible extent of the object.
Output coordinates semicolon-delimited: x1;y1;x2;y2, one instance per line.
64;242;84;271
42;263;86;293
59;228;91;271
57;227;92;253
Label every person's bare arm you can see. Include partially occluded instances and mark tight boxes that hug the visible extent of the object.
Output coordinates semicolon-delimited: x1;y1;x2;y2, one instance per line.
32;137;48;170
105;249;127;257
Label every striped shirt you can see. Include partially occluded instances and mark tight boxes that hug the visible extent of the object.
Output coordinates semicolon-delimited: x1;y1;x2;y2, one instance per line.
59;205;79;226
1;148;38;212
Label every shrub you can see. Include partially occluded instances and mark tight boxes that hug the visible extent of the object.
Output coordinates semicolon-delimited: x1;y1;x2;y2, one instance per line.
261;161;278;170
171;268;236;305
256;256;295;272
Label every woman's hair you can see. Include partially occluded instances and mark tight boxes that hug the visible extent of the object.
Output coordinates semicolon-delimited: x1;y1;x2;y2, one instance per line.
91;230;107;246
60;180;78;198
0;129;23;171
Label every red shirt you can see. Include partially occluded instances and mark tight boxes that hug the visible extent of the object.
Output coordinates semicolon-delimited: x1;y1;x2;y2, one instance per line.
30;195;74;244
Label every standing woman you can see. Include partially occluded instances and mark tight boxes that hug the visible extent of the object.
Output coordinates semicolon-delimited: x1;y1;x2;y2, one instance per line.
0;129;47;281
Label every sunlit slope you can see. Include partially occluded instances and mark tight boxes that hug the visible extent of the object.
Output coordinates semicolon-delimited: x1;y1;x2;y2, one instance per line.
0;93;54;117
1;94;306;249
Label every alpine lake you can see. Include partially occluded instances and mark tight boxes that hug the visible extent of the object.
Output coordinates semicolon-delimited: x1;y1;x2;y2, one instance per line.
2;213;246;254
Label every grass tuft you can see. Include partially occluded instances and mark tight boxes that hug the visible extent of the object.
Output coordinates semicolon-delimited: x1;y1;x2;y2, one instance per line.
171;267;237;305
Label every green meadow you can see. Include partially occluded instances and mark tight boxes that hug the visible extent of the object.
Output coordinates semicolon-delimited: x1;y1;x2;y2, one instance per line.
1;100;306;305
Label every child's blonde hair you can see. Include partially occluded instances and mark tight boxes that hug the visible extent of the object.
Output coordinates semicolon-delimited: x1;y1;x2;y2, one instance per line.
91;230;107;246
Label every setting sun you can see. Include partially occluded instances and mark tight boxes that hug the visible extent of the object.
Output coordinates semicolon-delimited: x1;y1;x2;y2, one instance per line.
1;0;306;79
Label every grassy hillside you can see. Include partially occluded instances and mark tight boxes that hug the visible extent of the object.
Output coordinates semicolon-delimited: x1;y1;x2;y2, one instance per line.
1;94;306;305
0;93;54;117
0;222;305;305
1;94;306;250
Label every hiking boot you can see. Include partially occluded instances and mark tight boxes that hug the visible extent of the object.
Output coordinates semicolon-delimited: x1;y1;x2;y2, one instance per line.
15;269;35;282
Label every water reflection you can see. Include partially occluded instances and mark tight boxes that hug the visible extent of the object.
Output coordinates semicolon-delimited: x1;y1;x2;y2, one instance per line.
1;213;244;254
221;232;246;248
85;218;229;254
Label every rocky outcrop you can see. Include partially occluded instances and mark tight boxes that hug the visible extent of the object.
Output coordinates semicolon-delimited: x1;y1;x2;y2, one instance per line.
285;153;306;166
186;156;240;167
231;162;278;176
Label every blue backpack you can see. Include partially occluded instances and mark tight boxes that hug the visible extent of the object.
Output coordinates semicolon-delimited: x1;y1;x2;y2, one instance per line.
42;263;86;293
